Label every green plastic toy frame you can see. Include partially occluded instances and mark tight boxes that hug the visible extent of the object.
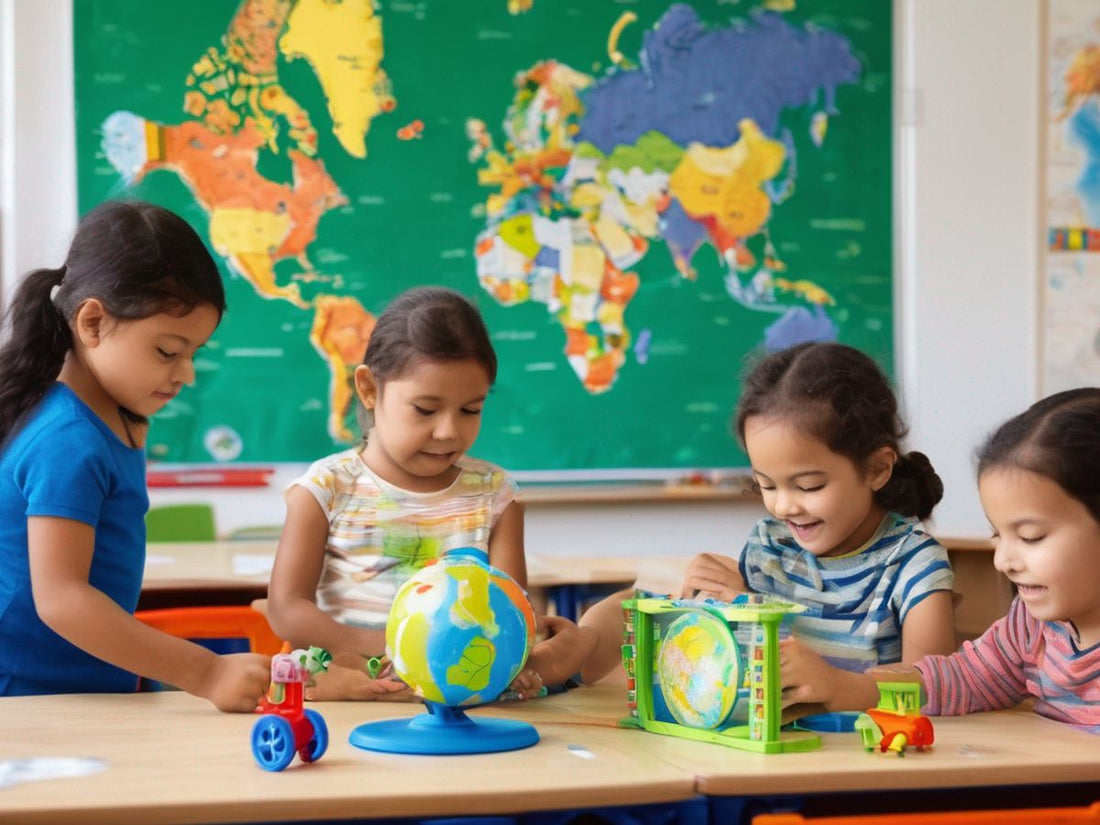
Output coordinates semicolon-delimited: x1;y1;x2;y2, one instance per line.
619;596;821;753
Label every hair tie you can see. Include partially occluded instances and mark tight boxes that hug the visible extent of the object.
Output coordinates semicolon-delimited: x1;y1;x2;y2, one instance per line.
49;265;67;305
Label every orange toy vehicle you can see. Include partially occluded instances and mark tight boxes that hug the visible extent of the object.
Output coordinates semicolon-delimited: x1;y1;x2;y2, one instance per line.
856;681;934;755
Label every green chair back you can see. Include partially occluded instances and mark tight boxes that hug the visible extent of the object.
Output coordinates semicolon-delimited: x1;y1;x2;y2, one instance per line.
145;503;217;542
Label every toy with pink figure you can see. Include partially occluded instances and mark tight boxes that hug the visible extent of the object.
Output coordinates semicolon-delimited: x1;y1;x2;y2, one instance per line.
251;646;332;771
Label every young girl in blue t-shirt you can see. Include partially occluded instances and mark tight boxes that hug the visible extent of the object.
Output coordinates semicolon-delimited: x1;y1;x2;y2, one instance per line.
0;200;269;710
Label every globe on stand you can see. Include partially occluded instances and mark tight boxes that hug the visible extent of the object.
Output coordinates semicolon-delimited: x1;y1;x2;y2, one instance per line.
348;547;539;755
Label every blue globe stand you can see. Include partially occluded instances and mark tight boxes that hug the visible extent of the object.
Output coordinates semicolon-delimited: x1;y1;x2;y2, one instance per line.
349;702;540;755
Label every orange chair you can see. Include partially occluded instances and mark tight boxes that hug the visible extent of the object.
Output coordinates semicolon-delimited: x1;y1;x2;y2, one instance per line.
753;801;1100;825
135;605;283;656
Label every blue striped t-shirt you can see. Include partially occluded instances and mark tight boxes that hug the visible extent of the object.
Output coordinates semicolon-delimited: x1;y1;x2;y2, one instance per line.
739;513;954;672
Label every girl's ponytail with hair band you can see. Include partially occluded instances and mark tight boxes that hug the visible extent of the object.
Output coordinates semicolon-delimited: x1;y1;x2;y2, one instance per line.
49;265;67;306
878;450;943;521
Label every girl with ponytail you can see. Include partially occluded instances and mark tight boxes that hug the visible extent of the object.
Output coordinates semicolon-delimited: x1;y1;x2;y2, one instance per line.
0;200;269;710
680;342;957;719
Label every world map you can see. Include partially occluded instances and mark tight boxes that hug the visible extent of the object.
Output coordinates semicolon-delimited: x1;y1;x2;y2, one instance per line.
77;0;892;472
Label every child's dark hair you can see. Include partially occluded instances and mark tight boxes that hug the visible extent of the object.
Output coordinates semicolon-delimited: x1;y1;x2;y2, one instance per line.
357;286;497;433
977;387;1100;523
0;200;225;444
735;342;943;520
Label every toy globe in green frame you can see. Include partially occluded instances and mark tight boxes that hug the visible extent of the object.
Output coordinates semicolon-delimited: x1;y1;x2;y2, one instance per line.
349;547;540;755
656;610;742;729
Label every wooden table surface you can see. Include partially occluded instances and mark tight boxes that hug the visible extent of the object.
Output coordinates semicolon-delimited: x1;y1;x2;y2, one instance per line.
2;685;1097;825
0;688;694;825
141;542;661;592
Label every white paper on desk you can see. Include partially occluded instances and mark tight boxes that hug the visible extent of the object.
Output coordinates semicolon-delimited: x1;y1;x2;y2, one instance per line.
233;554;275;577
0;757;107;788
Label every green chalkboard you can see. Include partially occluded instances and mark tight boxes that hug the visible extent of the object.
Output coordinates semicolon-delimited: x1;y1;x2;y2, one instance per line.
74;0;892;479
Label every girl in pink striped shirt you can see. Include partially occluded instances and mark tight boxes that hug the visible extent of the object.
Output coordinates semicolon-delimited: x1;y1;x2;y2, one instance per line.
787;389;1100;733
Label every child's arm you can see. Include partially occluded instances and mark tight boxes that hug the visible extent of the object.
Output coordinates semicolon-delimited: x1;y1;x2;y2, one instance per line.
509;614;600;699
778;638;882;715
267;486;386;659
487;499;527;589
900;590;957;661
28;517;269;712
780;591;955;717
679;552;746;601
303;664;414;702
913;604;1031;716
578;586;635;684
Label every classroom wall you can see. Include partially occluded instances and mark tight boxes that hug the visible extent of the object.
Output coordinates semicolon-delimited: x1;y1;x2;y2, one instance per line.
0;0;1041;555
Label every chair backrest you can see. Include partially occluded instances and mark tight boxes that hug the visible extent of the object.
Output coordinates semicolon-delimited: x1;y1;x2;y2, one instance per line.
135;605;283;655
146;503;217;542
753;802;1100;825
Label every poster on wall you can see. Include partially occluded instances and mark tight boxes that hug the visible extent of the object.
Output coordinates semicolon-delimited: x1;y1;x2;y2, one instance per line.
75;0;893;479
1045;0;1100;392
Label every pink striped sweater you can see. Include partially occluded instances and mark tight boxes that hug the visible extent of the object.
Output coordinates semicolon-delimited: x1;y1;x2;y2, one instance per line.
914;598;1100;734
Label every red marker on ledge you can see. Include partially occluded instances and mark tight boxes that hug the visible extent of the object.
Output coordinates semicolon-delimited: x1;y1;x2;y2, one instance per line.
147;468;273;488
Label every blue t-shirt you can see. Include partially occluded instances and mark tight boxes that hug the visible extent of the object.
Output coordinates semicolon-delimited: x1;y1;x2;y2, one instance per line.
0;383;148;695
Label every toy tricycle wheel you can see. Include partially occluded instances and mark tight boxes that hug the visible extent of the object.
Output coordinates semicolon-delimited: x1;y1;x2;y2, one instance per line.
252;715;296;772
299;708;329;763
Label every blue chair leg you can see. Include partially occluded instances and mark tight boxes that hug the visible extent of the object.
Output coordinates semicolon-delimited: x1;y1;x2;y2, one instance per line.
554;585;579;621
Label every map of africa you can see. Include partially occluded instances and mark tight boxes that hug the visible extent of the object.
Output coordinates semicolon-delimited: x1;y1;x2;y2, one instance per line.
75;0;893;474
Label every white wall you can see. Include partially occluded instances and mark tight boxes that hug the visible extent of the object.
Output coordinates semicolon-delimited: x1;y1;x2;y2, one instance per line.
0;0;1042;553
0;0;76;307
897;0;1040;535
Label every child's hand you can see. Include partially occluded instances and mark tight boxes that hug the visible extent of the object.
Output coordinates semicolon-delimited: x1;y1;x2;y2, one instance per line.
679;553;745;601
779;637;840;709
305;663;416;702
506;665;544;700
780;638;881;713
196;652;272;713
522;615;599;689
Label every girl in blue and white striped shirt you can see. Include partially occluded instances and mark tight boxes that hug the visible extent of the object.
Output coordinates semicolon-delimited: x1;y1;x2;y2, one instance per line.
681;343;957;715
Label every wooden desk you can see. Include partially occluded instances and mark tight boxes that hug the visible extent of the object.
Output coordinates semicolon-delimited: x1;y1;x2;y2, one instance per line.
141;539;1010;640
140;543;658;616
2;685;1097;824
140;542;275;610
0;690;696;825
484;687;1100;818
638;703;1100;796
142;542;275;593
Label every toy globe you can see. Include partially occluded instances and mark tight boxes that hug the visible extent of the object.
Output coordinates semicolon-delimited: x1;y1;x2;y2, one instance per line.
656;610;743;729
349;547;540;755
